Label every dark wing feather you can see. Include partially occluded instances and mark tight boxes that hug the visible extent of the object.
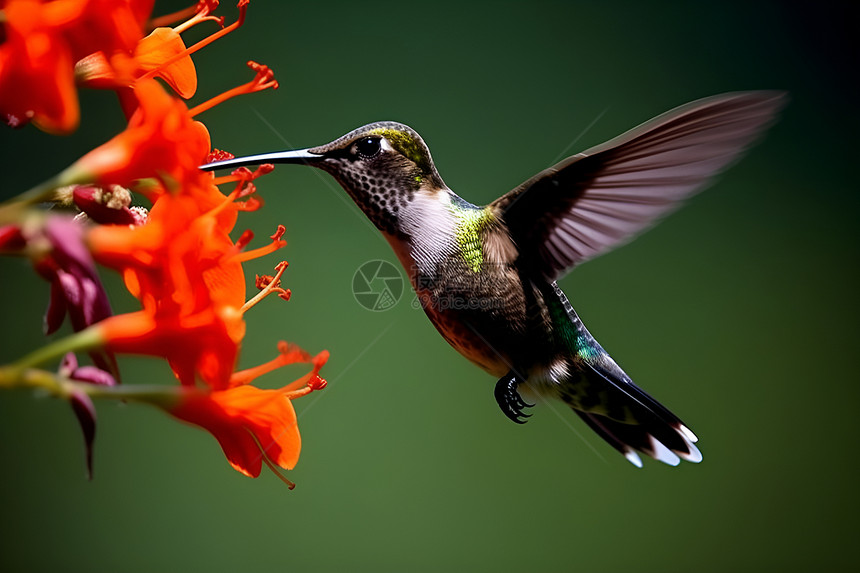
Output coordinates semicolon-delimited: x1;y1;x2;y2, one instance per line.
492;91;787;280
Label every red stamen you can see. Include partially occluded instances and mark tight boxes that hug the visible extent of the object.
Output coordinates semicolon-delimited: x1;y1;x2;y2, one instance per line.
211;175;236;186
171;1;225;34
211;163;273;190
235;196;263;212
270;226;286;243
230;166;254;180
234;229;254;250
210;162;273;188
140;0;248;85
307;375;327;391
188;61;278;117
229;167;260;199
148;2;211;31
229;340;311;386
240;257;289;312
281;349;330;393
247;430;298;489
236;181;257;199
260;454;296;489
204;161;272;221
255;265;291;301
230;225;286;264
255;164;275;176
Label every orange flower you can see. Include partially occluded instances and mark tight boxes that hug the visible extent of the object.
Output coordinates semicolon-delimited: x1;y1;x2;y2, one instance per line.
0;0;80;132
1;0;327;485
73;0;250;122
129;26;196;97
0;0;153;133
170;345;328;480
173;385;303;478
59;0;151;62
97;308;240;390
63;78;211;189
90;203;314;478
70;55;283;391
75;26;197;99
88;183;280;388
62;56;277;192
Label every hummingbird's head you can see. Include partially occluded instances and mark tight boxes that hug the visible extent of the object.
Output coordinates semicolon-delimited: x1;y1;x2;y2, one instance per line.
201;121;446;235
308;121;446;232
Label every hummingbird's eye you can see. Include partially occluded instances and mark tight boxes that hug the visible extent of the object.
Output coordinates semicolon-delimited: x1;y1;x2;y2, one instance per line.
354;137;382;158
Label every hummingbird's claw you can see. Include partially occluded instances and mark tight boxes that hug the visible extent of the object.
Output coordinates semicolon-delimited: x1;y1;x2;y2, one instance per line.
494;372;533;424
514;392;535;410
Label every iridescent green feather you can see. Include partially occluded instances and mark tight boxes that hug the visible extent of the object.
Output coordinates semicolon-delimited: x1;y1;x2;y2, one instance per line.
449;205;494;273
369;127;433;174
546;287;601;360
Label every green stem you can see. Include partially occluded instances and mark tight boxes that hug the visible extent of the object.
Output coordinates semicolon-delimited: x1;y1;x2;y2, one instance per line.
81;381;187;408
0;366;65;394
8;327;105;374
0;165;90;223
0;365;187;409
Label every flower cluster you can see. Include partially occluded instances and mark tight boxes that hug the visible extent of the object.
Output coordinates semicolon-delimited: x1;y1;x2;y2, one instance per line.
0;0;327;487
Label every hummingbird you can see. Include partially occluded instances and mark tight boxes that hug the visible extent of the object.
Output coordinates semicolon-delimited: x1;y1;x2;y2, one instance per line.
202;91;785;467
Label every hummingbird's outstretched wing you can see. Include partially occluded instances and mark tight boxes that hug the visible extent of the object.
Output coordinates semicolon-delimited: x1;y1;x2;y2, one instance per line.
492;91;786;280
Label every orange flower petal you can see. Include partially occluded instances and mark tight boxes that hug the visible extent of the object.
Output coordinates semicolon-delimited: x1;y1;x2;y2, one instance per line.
134;27;198;99
88;184;249;390
96;308;239;389
71;79;209;186
61;0;150;61
0;30;79;133
170;385;302;477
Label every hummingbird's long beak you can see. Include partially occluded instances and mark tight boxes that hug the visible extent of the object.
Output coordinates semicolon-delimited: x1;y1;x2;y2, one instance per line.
199;148;323;171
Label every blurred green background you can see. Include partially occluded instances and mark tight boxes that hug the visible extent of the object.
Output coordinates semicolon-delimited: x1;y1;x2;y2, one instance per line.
1;1;858;571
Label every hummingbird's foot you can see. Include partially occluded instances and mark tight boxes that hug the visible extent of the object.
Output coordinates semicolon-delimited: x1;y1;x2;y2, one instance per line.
494;372;534;424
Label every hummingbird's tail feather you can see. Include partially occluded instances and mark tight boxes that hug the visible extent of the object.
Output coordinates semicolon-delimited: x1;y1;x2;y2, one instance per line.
574;410;701;468
565;362;702;467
